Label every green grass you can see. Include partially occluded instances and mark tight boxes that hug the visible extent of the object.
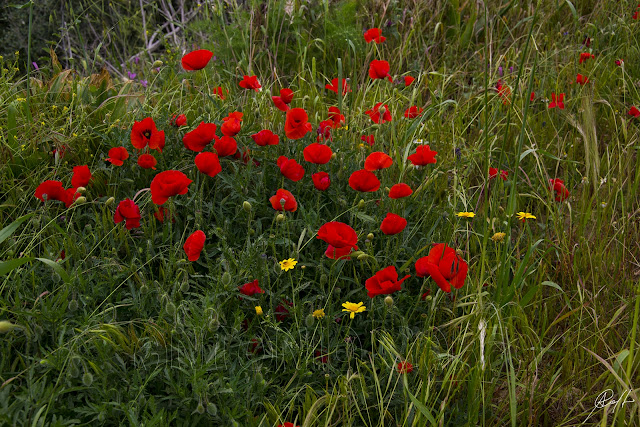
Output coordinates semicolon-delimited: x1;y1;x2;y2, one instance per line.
0;0;639;425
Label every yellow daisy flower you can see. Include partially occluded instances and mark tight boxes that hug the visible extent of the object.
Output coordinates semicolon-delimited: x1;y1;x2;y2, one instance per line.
456;212;475;218
342;301;366;319
279;258;298;271
491;232;506;242
516;212;536;222
255;306;263;316
312;309;325;320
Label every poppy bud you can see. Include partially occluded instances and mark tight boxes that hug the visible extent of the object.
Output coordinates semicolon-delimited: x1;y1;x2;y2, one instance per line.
357;253;368;260
152;60;163;68
196;403;205;414
165;301;176;315
140;284;149;294
82;372;94;387
424;295;432;302
243;201;252;212
68;359;80;378
367;233;374;240
276;214;285;223
320;274;328;285
305;314;315;328
180;282;190;292
76;186;86;194
249;228;255;235
351;250;364;258
384;187;390;193
456;249;464;256
207;403;218;416
74;196;86;205
358;199;365;209
0;320;18;333
384;296;394;307
68;299;78;311
208;318;220;332
331;152;337;159
105;197;115;206
221;272;231;285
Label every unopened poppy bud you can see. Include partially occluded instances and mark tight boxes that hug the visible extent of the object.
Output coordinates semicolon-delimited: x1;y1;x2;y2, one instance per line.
82;372;94;387
68;299;78;311
0;320;18;333
243;201;252;212
276;214;285;223
249;228;255;235
74;196;86;205
152;60;163;68
76;186;86;194
221;272;231;285
357;199;365;209
305;314;315;328
140;284;149;294
207;403;218;416
331;152;337;159
208;318;220;332
357;253;368;260
367;233;374;240
165;301;177;315
195;403;205;414
180;282;190;292
320;274;328;285
456;249;464;256
351;250;364;258
384;296;394;307
105;197;115;206
384;187;390;193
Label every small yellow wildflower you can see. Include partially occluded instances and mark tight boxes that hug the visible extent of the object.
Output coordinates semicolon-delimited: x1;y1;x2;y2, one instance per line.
456;212;475;218
312;309;325;320
255;306;263;316
516;212;536;222
279;258;298;271
342;301;366;319
491;232;506;242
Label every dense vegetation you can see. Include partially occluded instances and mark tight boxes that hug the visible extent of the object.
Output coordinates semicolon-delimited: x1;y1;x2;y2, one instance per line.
1;0;639;425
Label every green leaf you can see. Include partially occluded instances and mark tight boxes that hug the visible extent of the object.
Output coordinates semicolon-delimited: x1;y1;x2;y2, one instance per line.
36;258;71;283
0;213;34;246
0;257;34;276
404;384;437;425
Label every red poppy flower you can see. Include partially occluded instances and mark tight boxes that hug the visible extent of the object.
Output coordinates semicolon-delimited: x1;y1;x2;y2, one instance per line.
349;169;381;192
303;143;332;164
316;120;334;142
615;59;624;66
404;76;415;86
317;221;358;250
576;74;589;85
388;183;412;199
489;167;508;181
548;93;565;109
277;156;305;181
34;180;76;207
221;112;243;137
184;230;206;261
150;170;192;205
415;243;468;293
578;52;594;64
364;28;386;43
137;154;157;170
212;86;226;100
269;189;298;212
113;198;141;230
315;350;329;364
365;102;392;124
629;106;640;118
325;244;355;260
272;88;294;111
239;75;261;91
365;265;409;298
408;145;437;166
238;279;264;296
71;165;92;188
328;106;345;128
549;178;570;202
369;60;392;81
106;146;129;166
364;152;393;171
397;361;414;374
361;135;375;146
154;206;175;223
496;80;511;105
285;108;313;140
181;49;213;70
195;152;222;177
635;10;639;20
325;78;351;95
530;92;535;101
131;117;165;152
213;135;238;157
404;106;423;119
380;212;407;235
312;172;331;191
170;114;187;127
252;129;280;146
235;148;260;167
183;122;217;152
